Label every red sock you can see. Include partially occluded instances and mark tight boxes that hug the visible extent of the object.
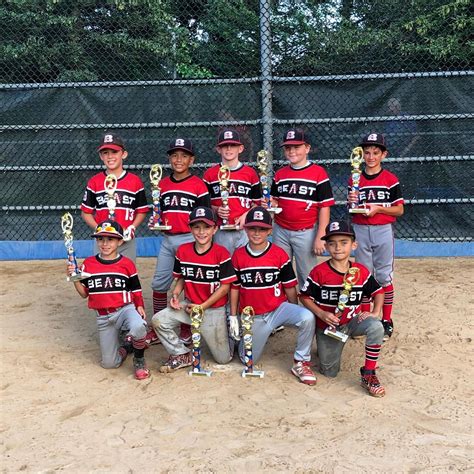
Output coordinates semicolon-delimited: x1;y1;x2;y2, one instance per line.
152;291;167;314
382;284;394;322
364;344;381;371
361;297;371;313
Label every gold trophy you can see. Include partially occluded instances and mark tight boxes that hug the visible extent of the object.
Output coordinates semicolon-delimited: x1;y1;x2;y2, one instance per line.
256;150;282;214
349;147;369;215
324;267;361;343
61;213;91;282
104;174;118;221
149;164;172;231
218;165;238;230
189;305;212;377
241;306;264;378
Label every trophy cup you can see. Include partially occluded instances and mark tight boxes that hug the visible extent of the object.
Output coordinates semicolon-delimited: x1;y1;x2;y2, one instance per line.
189;305;212;377
241;306;264;378
256;150;282;215
61;212;91;282
149;164;172;231
104;174;118;221
349;147;370;215
324;267;361;343
217;165;238;230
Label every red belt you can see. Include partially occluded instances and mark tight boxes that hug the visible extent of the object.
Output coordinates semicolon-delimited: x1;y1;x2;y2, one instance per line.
97;306;123;316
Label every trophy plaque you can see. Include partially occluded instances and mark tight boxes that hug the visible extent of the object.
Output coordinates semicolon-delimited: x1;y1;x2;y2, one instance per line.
241;306;264;378
61;212;91;282
324;267;361;343
217;165;238;230
104;174;118;221
149;164;172;231
349;147;370;215
256;150;282;215
189;305;212;377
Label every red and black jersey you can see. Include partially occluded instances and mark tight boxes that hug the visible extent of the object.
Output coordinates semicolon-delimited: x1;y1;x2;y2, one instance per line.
203;163;262;226
80;254;145;311
299;261;383;330
349;168;404;225
270;163;335;230
81;171;148;228
160;175;210;234
231;243;297;315
173;242;237;308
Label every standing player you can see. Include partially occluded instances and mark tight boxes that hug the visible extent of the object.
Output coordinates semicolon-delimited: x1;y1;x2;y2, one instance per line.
150;138;210;344
270;128;335;288
81;133;149;262
348;133;404;340
300;220;386;397
67;221;150;380
152;206;237;371
230;207;317;386
203;128;262;254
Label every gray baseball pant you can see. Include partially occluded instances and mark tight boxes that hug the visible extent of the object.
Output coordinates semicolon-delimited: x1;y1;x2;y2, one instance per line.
214;229;248;255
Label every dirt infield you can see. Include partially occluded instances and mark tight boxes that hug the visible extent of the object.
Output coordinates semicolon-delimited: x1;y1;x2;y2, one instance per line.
1;257;472;472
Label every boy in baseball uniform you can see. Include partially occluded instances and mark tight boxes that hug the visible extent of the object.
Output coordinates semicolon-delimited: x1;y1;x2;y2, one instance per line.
347;133;404;340
230;206;317;386
300;220;386;397
152;206;237;372
67;221;150;380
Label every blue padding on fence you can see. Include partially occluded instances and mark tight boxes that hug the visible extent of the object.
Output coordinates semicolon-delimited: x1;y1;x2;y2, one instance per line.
0;237;472;260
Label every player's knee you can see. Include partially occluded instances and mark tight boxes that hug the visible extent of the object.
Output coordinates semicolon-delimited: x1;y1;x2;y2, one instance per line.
366;319;384;343
299;308;315;329
129;322;147;340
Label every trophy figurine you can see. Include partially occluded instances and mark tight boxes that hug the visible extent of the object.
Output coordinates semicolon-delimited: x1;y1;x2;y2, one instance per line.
241;306;264;378
217;165;238;230
104;174;118;221
149;164;172;231
324;267;361;343
189;305;212;377
349;147;370;215
61;213;91;282
256;150;282;214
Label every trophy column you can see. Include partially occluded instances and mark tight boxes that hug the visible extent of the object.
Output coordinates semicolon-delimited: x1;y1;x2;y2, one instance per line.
241;306;264;378
218;165;238;230
256;150;281;215
349;147;370;215
104;174;118;221
149;164;172;231
189;305;212;377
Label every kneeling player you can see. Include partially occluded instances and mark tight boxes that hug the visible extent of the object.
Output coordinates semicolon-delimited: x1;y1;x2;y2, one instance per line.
152;206;237;372
230;207;317;386
299;220;386;397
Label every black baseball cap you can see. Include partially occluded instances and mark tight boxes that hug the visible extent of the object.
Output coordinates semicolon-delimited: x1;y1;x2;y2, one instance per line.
244;206;273;229
360;133;388;151
321;221;356;241
217;129;243;147
97;133;126;152
281;128;310;147
92;221;124;239
189;206;217;226
167;138;195;155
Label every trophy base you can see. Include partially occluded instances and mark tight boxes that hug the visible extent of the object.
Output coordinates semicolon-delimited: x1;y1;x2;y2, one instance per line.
149;224;172;231
267;207;282;215
189;368;212;377
67;272;91;282
220;224;239;231
324;327;349;343
242;368;265;378
349;208;370;215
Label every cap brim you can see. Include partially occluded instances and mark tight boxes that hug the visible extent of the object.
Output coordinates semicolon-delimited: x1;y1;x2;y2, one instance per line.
189;218;216;226
280;140;307;147
360;142;387;150
97;144;124;152
217;140;243;147
92;231;123;239
167;147;195;155
321;231;355;241
243;221;272;229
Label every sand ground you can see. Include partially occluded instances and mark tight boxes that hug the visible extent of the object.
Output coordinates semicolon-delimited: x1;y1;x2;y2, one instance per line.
1;257;473;473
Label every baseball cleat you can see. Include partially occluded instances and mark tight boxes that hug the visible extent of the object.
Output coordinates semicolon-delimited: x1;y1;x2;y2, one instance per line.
179;324;192;345
291;361;317;386
382;320;394;341
360;367;385;397
160;352;193;373
133;357;150;380
145;328;161;346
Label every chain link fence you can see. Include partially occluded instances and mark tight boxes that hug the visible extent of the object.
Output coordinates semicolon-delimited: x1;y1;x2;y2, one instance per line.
1;0;473;244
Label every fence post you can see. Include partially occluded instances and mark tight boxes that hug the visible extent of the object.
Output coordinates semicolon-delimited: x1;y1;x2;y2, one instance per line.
260;0;273;167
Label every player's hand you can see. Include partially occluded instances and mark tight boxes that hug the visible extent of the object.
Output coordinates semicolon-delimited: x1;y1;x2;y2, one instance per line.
357;311;377;323
123;224;136;241
185;303;197;314
66;263;76;276
228;315;240;340
313;237;326;256
136;306;146;320
319;310;339;328
170;294;182;310
347;191;359;204
235;213;246;229
365;204;380;217
217;205;230;219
